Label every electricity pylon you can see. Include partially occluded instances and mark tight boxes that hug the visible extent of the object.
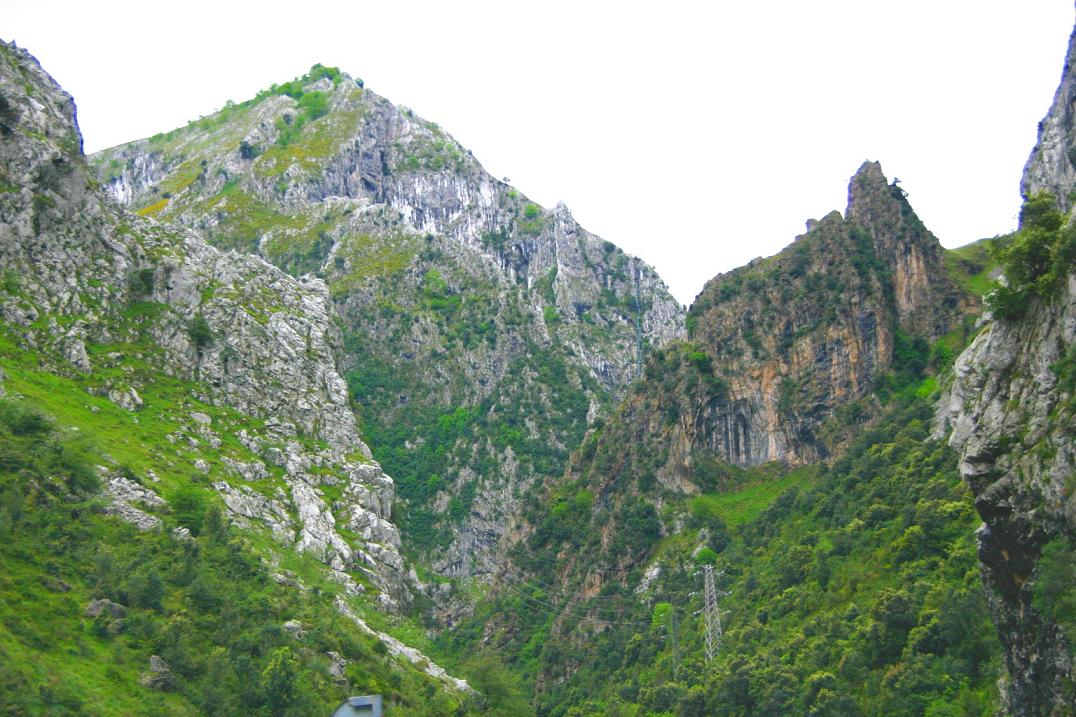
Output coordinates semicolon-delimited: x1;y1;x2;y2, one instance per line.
702;565;724;663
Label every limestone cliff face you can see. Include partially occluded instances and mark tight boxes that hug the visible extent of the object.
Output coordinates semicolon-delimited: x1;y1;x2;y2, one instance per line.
0;42;409;607
543;162;967;564
681;162;963;467
846;163;961;338
90;66;684;576
92;72;683;395
939;271;1075;715
1023;24;1076;214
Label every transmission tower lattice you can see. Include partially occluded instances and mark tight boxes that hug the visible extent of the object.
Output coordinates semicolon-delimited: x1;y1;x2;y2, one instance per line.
702;565;724;663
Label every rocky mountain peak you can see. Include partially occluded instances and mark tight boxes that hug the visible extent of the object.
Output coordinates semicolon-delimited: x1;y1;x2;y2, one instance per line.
1023;24;1076;213
845;159;889;215
90;64;684;394
0;41;85;196
88;64;684;576
675;162;967;467
846;160;929;252
0;41;80;151
848;160;962;337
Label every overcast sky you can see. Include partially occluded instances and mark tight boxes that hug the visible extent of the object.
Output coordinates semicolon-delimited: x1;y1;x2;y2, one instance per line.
4;1;1073;304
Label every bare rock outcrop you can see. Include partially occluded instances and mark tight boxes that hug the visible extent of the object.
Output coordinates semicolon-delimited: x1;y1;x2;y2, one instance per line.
939;272;1075;715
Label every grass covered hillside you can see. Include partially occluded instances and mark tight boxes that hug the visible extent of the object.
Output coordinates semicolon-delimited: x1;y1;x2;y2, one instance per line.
0;398;476;716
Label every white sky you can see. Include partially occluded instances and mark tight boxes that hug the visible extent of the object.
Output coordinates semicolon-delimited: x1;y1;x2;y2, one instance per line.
4;1;1073;305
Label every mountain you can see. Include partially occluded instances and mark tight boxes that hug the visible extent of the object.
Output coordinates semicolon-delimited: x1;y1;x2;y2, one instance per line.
89;67;684;576
436;159;1010;715
551;161;968;503
682;160;965;467
4;11;1074;717
0;40;481;715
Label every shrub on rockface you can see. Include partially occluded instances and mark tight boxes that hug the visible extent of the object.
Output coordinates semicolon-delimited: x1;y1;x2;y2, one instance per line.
987;192;1076;320
188;315;214;351
1032;535;1076;644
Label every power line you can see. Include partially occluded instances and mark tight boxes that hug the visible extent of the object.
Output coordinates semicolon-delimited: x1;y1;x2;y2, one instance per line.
466;542;665;629
463;533;733;661
471;539;643;603
633;258;644;379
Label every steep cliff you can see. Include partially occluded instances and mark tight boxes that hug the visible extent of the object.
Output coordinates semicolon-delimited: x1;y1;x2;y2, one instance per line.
936;23;1076;712
1024;23;1076;215
941;269;1075;715
651;161;964;471
90;66;684;573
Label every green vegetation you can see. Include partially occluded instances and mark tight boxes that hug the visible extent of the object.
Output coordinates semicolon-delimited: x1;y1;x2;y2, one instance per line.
1031;535;1076;645
0;400;478;716
159;161;204;198
346;339;594;552
444;393;1001;716
136;197;169;217
329;232;419;294
517;203;546;236
263;221;337;278
0;247;501;710
138;63;347;149
201;190;309;254
187;188;349;276
872;328;932;400
395;133;465;173
944;237;1000;299
480;228;510;253
687;467;814;529
275;90;330;148
987;192;1076;320
256;108;364;177
187;314;214;351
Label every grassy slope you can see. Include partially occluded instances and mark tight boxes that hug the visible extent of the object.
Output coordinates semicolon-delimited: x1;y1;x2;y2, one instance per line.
0;317;490;715
687;467;816;529
943;237;1001;300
